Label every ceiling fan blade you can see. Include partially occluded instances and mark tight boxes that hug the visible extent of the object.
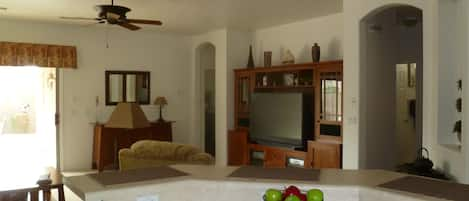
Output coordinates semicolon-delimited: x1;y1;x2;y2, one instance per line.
60;16;101;21
118;23;141;31
126;19;162;26
82;21;106;27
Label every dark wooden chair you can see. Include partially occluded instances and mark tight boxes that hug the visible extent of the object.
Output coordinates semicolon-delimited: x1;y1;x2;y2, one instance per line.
0;167;64;201
0;188;39;201
37;181;65;201
37;168;65;201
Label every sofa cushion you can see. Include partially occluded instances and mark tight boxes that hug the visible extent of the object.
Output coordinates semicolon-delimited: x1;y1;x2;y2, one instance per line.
119;140;215;171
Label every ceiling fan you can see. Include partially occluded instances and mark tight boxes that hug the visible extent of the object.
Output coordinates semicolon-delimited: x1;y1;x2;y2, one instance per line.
60;0;162;31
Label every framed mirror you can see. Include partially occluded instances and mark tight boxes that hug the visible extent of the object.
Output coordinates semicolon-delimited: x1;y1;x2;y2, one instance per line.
105;71;150;105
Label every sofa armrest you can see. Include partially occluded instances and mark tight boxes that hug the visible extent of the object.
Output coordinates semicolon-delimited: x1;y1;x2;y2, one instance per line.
119;148;135;158
119;148;136;170
187;153;215;164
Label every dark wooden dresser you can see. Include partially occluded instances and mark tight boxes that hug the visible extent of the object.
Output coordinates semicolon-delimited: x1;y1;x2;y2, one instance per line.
92;121;173;172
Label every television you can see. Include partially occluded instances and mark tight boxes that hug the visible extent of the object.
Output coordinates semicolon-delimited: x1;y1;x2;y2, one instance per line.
249;93;313;150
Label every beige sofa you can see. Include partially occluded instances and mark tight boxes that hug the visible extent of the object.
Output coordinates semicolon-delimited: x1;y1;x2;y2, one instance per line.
119;140;215;171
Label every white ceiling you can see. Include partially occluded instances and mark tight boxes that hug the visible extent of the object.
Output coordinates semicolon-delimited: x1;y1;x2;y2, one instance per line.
0;0;342;34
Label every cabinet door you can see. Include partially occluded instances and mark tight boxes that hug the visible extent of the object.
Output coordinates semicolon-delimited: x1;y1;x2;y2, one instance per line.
315;67;343;142
228;129;249;166
234;72;252;129
308;141;341;169
264;147;286;168
151;122;172;141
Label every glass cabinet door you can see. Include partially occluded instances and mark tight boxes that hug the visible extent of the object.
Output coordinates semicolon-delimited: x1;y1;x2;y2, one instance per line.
238;76;250;113
235;72;252;128
315;69;343;141
319;71;343;122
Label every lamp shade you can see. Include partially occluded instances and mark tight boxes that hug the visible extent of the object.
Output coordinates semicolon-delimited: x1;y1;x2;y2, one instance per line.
153;96;168;106
105;102;150;128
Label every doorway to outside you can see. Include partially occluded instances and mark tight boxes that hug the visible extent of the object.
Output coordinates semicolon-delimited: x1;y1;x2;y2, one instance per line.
0;66;57;175
360;6;423;169
197;43;216;157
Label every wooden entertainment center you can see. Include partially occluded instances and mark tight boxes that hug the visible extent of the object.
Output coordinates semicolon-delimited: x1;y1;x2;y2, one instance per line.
228;60;343;168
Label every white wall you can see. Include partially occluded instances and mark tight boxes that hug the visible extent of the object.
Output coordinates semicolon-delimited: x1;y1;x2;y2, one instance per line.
433;0;468;182
0;19;192;171
253;13;343;66
438;0;463;146
464;0;469;185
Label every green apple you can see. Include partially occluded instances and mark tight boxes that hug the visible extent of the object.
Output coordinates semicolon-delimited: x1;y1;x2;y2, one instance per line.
284;195;301;201
306;189;323;201
264;189;282;201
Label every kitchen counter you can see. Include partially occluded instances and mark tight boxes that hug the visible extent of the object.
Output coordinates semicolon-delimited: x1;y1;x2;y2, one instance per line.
64;165;462;201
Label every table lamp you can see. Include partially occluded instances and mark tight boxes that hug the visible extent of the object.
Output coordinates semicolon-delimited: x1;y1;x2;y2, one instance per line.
154;96;168;123
105;102;150;128
104;102;150;169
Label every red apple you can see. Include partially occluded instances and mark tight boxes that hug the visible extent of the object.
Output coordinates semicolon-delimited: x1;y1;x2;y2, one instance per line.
285;186;301;195
298;193;307;201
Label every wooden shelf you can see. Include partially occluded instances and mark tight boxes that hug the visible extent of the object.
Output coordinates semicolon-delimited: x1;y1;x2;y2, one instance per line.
254;85;314;92
234;60;343;73
255;85;313;89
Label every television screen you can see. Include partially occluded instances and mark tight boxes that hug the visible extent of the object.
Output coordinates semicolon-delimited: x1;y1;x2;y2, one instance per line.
249;93;303;147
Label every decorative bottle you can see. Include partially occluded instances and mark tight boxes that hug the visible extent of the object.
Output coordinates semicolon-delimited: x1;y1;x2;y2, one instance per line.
312;43;321;63
247;45;255;69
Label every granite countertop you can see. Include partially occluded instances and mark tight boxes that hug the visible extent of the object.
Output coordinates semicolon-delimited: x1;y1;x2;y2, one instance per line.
64;165;461;201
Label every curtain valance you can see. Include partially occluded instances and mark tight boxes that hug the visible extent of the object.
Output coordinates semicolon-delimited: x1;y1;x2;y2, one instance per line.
0;42;77;68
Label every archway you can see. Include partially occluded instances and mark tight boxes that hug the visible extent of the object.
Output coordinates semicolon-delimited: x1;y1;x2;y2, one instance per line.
195;42;216;156
359;5;423;169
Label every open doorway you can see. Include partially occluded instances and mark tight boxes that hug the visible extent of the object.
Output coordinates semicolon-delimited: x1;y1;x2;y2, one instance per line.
0;66;57;172
196;43;216;156
359;6;423;169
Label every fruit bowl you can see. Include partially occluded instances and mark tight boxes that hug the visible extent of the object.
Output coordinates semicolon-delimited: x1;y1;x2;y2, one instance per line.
263;185;323;201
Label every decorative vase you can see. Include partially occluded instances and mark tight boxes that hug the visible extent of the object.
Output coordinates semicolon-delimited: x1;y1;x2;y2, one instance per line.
262;74;268;86
264;51;272;67
247;45;255;69
311;43;321;63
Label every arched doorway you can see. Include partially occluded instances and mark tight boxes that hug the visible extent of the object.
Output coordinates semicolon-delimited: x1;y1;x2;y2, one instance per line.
359;5;423;169
195;43;216;156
